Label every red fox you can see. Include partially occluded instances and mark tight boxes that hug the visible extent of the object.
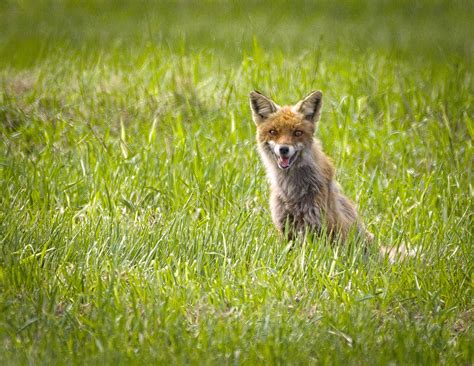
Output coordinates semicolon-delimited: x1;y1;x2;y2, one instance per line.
249;90;374;243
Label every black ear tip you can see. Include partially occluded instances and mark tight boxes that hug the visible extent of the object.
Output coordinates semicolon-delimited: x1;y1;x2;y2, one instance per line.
250;90;263;97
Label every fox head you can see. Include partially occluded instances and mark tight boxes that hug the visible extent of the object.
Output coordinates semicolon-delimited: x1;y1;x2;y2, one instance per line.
249;90;323;170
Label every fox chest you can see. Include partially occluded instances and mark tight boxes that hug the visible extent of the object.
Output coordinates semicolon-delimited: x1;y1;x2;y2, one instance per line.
270;190;323;232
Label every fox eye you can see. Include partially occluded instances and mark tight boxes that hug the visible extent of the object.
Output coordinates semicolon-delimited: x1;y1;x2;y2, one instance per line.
294;130;303;137
269;129;278;136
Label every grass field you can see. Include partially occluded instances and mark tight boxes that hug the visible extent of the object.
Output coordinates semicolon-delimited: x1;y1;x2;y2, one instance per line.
0;0;473;364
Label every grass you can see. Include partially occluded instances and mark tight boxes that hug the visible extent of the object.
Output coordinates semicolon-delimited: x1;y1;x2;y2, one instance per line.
0;0;472;364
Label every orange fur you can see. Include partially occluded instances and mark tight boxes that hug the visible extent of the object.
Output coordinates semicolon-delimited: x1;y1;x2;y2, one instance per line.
250;90;373;243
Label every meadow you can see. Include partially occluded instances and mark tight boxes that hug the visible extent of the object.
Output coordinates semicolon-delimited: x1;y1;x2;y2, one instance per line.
0;0;472;364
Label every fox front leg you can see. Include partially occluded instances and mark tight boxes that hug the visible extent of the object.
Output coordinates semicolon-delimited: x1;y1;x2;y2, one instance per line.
270;193;295;239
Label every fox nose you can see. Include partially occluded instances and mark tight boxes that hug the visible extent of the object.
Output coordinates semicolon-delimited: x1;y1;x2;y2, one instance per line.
279;146;290;156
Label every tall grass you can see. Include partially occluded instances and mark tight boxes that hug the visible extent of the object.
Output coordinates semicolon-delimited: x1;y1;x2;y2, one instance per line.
0;0;472;364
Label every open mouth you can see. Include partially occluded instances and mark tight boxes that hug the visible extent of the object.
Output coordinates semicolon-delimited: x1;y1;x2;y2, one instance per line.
276;152;299;170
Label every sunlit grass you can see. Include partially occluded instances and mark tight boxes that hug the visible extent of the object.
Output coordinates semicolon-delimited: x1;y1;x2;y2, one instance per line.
0;0;472;364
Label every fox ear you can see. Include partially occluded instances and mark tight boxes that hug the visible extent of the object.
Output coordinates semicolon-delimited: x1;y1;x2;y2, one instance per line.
295;90;323;123
249;90;278;124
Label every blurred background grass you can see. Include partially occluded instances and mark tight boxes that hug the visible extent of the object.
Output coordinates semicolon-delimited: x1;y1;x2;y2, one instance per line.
1;0;472;66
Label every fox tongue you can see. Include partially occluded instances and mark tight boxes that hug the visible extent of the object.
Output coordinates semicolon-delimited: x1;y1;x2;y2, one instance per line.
279;156;290;168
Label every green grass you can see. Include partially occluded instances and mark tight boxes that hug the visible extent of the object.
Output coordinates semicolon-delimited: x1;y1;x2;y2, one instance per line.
0;0;472;364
